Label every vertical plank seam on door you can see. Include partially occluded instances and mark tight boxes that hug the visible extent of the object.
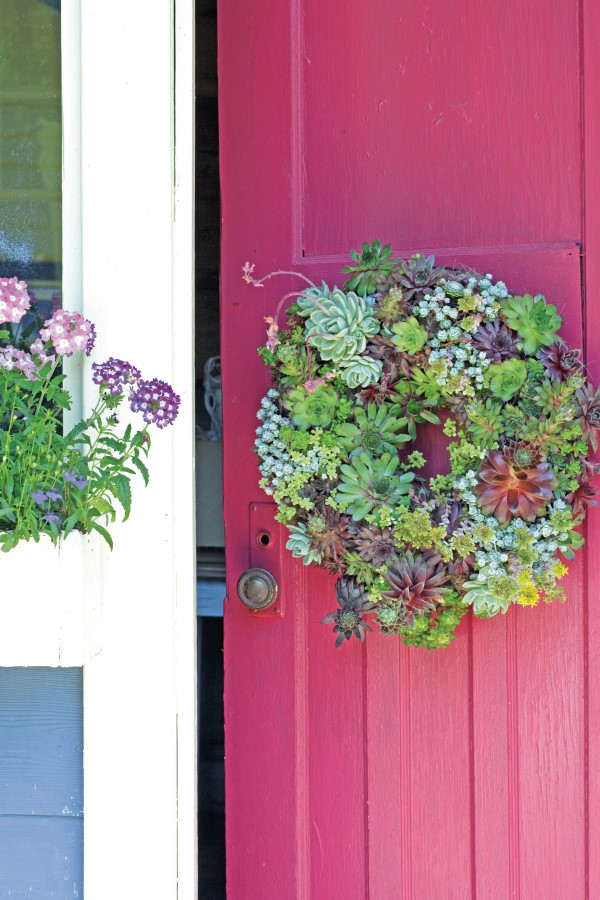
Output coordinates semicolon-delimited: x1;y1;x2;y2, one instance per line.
506;612;521;899
468;616;477;900
363;644;370;900
290;0;304;261
578;0;590;891
579;248;590;900
294;565;310;900
582;422;590;900
399;646;413;899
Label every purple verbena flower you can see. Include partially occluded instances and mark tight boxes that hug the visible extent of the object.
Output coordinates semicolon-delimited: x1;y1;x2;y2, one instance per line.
43;513;62;525
86;321;97;356
129;378;181;428
91;357;141;397
32;490;48;507
64;471;89;489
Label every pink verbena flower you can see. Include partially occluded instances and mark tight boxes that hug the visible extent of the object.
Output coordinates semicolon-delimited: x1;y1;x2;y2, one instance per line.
129;378;181;428
40;310;96;357
0;346;39;381
29;338;56;368
91;358;141;397
0;277;31;325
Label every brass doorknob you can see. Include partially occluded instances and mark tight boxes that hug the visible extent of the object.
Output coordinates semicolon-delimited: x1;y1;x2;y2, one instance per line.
237;567;278;610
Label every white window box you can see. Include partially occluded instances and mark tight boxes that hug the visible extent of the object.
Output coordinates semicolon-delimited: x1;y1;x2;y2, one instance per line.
0;532;105;667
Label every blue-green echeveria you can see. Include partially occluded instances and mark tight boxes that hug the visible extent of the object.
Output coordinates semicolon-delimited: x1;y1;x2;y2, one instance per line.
462;571;512;618
295;281;333;317
305;289;380;363
339;356;383;388
286;523;323;565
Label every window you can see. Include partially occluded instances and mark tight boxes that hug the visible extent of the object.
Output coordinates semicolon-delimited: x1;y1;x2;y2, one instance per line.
0;0;61;315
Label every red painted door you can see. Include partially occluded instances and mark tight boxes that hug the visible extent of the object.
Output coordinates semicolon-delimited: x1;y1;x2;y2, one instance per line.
219;2;600;896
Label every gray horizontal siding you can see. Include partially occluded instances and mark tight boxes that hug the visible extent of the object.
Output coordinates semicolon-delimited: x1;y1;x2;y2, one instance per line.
0;668;83;898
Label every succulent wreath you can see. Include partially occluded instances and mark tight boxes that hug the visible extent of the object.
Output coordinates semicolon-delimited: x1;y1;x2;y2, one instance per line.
244;241;600;648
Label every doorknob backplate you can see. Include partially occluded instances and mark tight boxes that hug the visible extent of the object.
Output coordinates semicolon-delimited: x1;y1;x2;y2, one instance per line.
244;502;283;617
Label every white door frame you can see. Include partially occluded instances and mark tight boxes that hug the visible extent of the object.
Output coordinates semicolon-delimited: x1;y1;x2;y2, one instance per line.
62;2;197;897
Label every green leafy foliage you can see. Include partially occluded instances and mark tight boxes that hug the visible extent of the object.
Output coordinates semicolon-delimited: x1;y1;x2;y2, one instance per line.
341;239;400;297
0;312;175;551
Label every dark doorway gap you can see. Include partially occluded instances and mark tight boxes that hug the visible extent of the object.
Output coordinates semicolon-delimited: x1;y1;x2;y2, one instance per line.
196;0;226;896
196;0;220;431
198;617;226;900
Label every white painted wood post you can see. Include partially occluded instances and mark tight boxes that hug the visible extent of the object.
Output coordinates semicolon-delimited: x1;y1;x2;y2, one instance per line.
63;1;197;897
61;0;83;429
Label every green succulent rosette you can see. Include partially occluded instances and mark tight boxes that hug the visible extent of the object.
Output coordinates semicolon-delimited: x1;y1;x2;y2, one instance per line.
390;316;428;354
334;451;415;519
334;402;411;457
500;293;562;355
285;383;339;430
276;342;308;383
485;358;528;401
249;242;600;650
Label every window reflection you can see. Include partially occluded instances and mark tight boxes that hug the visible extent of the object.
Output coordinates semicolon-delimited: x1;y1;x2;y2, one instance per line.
0;0;61;314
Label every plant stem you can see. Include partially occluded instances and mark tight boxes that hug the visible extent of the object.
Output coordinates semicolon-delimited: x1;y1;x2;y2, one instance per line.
243;267;316;289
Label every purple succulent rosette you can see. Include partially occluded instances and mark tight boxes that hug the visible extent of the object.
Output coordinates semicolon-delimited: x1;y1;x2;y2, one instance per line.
246;240;600;649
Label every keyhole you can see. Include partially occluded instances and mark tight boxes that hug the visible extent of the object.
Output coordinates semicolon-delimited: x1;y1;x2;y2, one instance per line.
256;531;272;548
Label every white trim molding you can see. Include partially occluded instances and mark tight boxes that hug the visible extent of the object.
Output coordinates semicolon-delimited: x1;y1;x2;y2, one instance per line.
0;533;104;667
61;0;83;429
64;1;197;897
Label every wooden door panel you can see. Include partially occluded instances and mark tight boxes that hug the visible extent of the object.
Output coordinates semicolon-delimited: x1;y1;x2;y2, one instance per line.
306;594;368;899
220;0;589;893
301;0;581;254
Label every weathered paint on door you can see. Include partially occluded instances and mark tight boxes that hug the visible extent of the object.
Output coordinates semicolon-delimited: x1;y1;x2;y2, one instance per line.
219;1;600;896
